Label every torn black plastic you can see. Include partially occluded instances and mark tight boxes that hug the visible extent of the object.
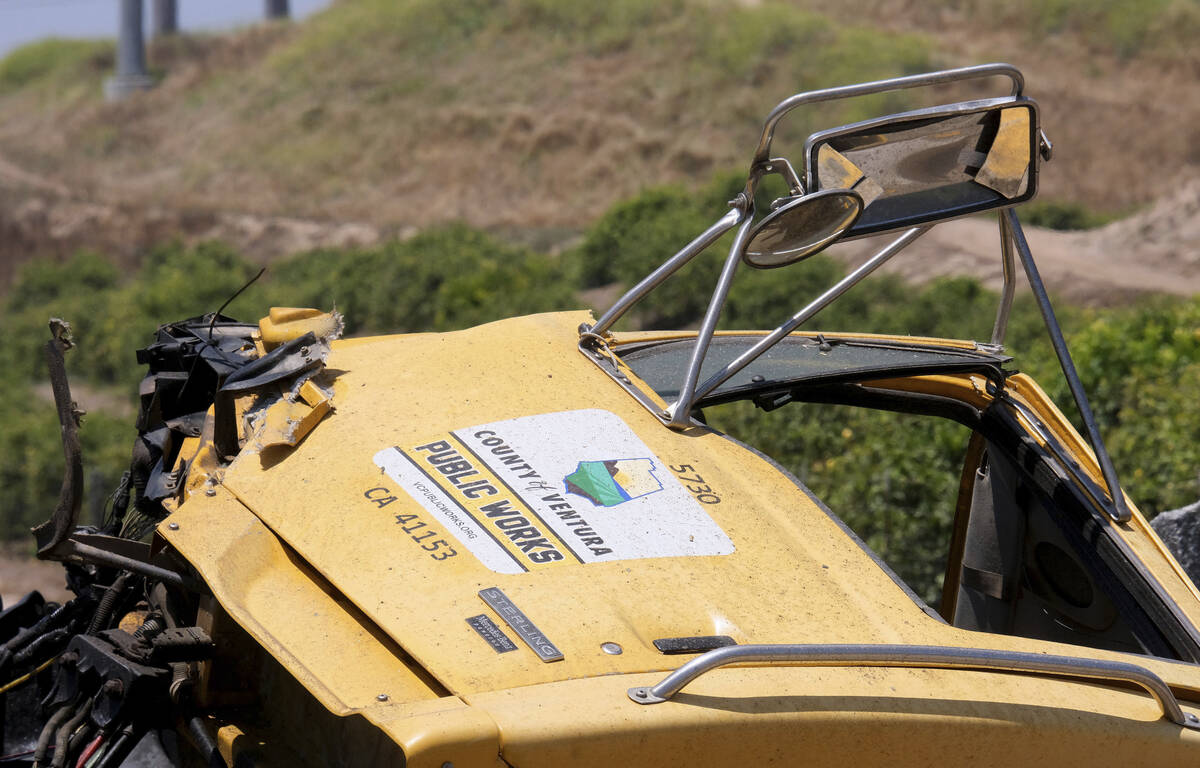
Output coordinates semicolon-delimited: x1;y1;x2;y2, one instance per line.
119;314;258;539
212;331;324;459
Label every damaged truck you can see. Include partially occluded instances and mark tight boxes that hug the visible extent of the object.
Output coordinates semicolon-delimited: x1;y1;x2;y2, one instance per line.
3;63;1200;767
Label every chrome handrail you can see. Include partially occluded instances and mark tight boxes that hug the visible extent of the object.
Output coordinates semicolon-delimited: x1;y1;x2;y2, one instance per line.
627;643;1200;730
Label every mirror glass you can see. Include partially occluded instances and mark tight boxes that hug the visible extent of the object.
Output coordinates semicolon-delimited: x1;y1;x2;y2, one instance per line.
742;189;863;269
807;102;1037;238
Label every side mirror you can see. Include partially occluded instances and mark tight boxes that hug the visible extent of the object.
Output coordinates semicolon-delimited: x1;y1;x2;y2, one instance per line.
742;189;863;268
806;100;1040;239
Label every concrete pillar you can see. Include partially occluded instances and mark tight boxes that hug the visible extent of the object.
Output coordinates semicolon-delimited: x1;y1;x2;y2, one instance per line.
105;0;154;100
152;0;178;37
265;0;290;20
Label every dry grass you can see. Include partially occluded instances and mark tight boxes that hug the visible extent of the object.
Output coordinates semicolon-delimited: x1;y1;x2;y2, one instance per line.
0;0;1196;246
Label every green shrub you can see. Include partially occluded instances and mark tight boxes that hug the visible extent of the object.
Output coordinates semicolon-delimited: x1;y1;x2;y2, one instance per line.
259;224;575;334
1021;200;1116;231
0;38;112;95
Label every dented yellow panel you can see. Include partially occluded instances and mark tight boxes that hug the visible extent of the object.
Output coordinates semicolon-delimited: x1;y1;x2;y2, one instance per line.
158;488;439;714
156;311;1200;765
185;313;1200;703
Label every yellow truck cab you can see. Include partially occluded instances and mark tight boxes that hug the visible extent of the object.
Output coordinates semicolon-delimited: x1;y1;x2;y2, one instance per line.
6;64;1200;767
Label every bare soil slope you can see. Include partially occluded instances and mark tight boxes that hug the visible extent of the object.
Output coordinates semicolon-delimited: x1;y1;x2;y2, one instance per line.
833;180;1200;304
0;0;1196;301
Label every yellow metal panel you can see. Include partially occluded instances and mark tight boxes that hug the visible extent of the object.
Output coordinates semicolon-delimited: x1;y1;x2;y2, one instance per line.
158;488;440;714
366;699;507;768
468;666;1200;767
259;307;344;348
205;312;1200;704
218;313;953;697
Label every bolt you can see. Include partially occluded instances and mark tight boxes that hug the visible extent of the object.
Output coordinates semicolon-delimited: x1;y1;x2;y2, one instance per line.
204;487;216;497
102;679;124;696
376;693;389;702
167;522;179;530
635;688;647;698
442;763;455;768
751;374;765;383
601;642;623;655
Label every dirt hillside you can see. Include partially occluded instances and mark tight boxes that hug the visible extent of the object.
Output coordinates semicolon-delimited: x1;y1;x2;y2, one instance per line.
0;0;1196;301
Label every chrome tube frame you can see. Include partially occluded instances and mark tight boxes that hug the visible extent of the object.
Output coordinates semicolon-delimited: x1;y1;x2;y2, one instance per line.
587;205;747;338
1003;208;1131;522
627;643;1200;731
990;212;1017;346
751;63;1023;166
586;62;1022;347
683;226;929;409
667;211;757;428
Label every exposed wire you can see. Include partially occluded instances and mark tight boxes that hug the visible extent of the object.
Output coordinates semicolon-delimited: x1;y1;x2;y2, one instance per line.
208;267;266;340
174;265;267;410
74;735;103;768
0;655;56;696
51;697;93;768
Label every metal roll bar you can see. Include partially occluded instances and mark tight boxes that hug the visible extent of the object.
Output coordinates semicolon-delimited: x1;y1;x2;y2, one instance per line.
627;643;1200;731
751;63;1024;166
682;225;929;411
1003;208;1130;523
588;206;747;338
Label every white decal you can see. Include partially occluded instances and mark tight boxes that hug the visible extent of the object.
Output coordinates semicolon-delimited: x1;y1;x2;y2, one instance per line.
373;409;733;573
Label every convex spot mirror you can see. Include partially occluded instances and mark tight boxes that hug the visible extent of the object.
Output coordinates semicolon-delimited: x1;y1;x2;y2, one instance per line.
805;99;1040;239
742;189;864;269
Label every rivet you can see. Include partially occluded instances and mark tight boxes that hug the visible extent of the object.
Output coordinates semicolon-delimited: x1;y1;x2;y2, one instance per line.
441;762;455;768
601;642;623;655
635;689;648;698
751;374;765;383
204;487;217;497
167;522;179;530
376;693;389;702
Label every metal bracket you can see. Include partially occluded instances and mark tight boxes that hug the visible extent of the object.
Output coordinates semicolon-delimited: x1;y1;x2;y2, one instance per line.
626;643;1200;731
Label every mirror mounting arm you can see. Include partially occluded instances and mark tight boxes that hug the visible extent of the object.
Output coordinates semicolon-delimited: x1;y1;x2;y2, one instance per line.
990;211;1018;347
667;209;758;429
750;158;804;199
1002;208;1130;523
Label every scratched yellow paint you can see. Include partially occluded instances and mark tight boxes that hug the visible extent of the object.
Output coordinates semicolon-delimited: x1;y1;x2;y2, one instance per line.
157;311;1200;767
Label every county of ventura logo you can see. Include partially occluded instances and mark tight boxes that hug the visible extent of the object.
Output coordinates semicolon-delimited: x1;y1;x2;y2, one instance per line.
564;458;663;507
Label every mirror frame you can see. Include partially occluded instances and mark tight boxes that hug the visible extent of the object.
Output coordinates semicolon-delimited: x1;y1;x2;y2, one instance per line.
803;96;1041;240
742;189;864;269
